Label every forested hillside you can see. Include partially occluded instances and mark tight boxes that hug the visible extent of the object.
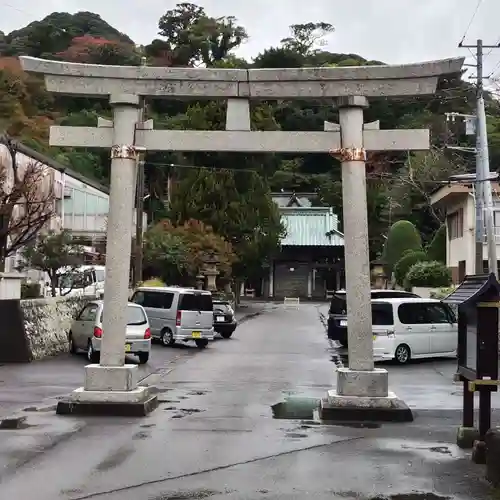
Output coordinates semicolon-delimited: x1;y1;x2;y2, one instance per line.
1;3;499;260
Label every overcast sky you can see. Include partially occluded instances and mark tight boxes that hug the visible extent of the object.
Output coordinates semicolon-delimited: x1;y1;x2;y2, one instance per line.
1;0;496;79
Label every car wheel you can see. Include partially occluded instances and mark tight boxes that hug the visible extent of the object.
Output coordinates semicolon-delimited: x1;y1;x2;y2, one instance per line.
195;339;209;349
394;344;411;365
87;340;100;363
138;353;149;364
220;331;233;339
68;332;78;354
161;329;176;347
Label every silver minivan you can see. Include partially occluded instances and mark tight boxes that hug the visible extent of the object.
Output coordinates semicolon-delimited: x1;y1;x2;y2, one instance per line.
131;287;215;349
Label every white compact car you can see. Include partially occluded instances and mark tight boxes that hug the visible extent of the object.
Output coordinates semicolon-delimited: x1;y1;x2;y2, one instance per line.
68;300;151;364
371;298;458;364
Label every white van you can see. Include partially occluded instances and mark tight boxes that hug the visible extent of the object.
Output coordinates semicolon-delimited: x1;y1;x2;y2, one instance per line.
56;265;106;298
131;286;215;349
371;298;458;364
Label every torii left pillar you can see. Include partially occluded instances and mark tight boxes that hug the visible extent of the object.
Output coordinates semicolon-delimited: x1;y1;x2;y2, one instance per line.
57;94;158;416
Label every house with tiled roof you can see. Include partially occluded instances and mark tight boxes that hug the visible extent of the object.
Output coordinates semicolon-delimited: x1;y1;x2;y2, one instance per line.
254;192;345;299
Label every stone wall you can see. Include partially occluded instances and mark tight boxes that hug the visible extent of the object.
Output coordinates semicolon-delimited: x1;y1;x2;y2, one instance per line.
20;296;94;361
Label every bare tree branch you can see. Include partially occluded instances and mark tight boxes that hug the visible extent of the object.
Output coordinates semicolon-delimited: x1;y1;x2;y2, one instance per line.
0;139;55;270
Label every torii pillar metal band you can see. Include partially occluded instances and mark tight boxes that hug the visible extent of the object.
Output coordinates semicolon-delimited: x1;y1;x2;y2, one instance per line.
20;56;463;418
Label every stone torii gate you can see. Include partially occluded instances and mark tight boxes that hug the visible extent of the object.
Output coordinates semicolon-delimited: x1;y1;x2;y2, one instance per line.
20;56;463;417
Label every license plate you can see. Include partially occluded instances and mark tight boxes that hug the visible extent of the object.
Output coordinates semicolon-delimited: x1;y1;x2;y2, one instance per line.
125;344;131;352
192;331;201;338
340;320;347;327
216;316;224;322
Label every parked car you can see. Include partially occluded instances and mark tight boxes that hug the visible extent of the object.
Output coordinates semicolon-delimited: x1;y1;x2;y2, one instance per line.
371;297;458;364
131;287;214;349
68;300;151;364
327;289;420;346
213;300;237;338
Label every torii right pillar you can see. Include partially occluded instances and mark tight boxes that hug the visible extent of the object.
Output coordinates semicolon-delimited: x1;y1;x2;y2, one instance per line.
320;96;413;422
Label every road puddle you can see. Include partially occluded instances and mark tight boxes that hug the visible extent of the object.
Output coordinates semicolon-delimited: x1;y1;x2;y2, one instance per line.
271;396;320;419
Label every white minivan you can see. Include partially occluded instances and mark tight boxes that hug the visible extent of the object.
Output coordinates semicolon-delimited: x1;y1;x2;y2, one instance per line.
371;298;458;364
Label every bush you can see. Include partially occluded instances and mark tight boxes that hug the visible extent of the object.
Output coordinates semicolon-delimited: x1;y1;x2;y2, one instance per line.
21;283;42;299
394;250;429;287
427;225;446;263
382;220;422;279
405;261;452;288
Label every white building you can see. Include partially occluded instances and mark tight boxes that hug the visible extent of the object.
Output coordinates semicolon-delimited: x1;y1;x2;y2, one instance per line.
430;182;500;283
0;137;146;272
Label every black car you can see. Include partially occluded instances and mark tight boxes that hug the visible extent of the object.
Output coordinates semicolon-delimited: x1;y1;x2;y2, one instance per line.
327;289;420;346
213;300;237;339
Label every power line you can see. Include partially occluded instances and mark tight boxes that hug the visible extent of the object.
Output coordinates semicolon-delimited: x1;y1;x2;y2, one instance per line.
460;0;484;45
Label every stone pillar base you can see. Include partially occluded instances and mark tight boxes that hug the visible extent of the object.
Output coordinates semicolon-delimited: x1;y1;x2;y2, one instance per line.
456;426;480;449
337;367;388;397
319;390;413;423
56;364;158;416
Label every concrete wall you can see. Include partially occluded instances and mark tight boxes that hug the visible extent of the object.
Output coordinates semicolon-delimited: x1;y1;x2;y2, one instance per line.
20;295;93;361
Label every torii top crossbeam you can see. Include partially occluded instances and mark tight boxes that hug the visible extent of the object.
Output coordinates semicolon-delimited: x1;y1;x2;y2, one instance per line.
20;57;464;99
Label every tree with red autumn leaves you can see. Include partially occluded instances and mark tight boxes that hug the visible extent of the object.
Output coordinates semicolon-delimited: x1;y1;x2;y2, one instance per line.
57;35;141;66
143;219;236;286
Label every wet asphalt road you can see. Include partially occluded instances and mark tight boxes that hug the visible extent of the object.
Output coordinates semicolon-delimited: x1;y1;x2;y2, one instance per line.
0;302;498;500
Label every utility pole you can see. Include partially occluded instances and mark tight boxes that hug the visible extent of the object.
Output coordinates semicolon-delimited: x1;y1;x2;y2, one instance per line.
134;56;147;287
459;39;500;277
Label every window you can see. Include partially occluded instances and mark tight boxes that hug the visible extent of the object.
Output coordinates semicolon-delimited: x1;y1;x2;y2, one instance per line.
425;304;451;324
77;304;99;321
178;293;213;312
447;208;464;239
100;305;147;325
213;302;231;313
398;303;428;324
132;291;174;309
371;303;394;325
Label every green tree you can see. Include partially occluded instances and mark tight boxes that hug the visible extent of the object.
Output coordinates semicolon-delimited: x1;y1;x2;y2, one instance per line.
168;167;284;279
394;250;429;288
143;225;187;284
280;22;335;56
426;225;446;263
4;11;133;58
20;230;84;296
154;2;247;66
382;220;422;280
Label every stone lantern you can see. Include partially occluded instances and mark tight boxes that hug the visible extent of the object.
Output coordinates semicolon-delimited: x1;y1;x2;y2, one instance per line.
371;258;387;289
195;274;205;290
203;252;219;292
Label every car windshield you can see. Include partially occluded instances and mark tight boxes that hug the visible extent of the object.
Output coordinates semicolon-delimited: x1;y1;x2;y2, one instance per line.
213;302;231;313
100;305;147;326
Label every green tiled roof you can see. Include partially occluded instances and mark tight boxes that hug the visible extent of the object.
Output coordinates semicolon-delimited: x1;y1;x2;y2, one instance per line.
280;207;344;247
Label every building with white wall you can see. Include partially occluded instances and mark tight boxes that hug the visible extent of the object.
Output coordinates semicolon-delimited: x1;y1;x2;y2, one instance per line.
430;182;500;282
0;137;146;272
